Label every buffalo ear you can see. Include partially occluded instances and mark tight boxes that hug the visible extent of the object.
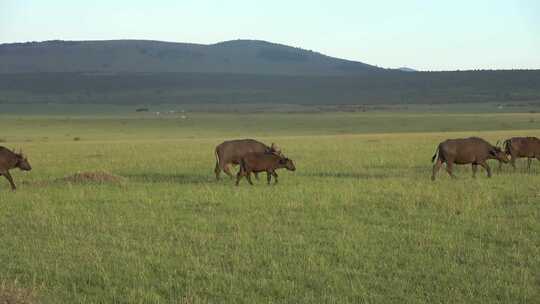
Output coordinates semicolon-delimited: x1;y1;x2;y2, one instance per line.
489;149;497;156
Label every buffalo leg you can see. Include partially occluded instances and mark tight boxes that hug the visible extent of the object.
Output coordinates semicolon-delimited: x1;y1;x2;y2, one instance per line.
480;162;492;178
214;161;221;180
254;172;260;180
431;159;443;181
272;171;279;184
527;158;532;171
246;172;254;185
222;163;234;179
445;161;457;179
472;164;478;178
2;171;16;191
510;155;517;170
235;170;243;186
266;172;272;185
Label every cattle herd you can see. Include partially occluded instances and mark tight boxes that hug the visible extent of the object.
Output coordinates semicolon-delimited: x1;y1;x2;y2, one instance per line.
1;136;540;190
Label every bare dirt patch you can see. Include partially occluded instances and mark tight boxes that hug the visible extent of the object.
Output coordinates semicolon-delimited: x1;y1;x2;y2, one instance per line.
0;281;39;304
59;171;126;184
24;171;126;187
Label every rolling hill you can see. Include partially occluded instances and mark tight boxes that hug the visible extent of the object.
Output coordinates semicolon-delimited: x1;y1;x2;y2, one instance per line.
0;39;381;76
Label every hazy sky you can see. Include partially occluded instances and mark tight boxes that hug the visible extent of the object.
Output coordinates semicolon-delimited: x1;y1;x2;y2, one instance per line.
1;0;539;70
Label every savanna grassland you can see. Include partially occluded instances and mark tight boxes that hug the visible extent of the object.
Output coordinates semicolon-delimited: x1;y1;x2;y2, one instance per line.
0;110;539;303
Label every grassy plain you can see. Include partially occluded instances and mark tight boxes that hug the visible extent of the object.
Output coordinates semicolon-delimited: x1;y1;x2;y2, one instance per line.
0;109;539;303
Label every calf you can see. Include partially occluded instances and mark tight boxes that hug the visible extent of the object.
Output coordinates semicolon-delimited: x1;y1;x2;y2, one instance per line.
501;137;540;170
431;137;508;180
236;153;295;186
0;146;32;191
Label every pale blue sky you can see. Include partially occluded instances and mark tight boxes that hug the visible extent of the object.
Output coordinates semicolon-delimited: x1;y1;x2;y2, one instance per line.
1;0;539;70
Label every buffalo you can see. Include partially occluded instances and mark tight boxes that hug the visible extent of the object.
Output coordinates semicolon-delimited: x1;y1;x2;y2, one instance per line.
500;137;540;170
431;137;508;180
236;152;296;186
214;139;281;180
0;146;32;191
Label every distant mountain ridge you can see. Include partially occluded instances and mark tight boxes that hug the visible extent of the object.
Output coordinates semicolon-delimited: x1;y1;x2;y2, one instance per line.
398;67;417;72
0;39;383;75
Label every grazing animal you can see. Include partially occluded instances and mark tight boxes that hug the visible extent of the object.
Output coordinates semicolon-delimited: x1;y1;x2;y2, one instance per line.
0;147;32;191
500;137;540;170
431;137;508;180
236;153;295;186
214;139;281;180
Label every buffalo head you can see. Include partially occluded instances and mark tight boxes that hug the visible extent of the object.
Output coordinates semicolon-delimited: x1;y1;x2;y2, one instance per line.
279;157;296;171
490;147;509;163
269;143;283;156
15;150;32;171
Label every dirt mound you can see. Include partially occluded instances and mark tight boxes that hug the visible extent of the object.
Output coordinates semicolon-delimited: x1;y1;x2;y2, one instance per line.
60;171;126;184
22;171;126;187
0;281;38;304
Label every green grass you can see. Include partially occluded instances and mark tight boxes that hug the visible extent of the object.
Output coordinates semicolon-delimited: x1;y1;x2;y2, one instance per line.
1;110;539;303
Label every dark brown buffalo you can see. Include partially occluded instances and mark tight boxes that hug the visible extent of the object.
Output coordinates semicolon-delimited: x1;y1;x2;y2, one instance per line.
214;139;281;180
500;137;540;170
431;137;508;180
236;153;295;186
0;146;32;191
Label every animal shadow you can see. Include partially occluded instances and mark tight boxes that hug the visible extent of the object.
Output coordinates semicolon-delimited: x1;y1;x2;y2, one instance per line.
301;171;389;180
123;173;212;184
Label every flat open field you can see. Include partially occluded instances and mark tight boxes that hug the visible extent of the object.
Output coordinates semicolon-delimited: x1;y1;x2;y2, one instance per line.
1;110;539;303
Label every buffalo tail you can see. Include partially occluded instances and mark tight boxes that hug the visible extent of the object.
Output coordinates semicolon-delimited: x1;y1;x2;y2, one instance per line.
431;146;439;163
